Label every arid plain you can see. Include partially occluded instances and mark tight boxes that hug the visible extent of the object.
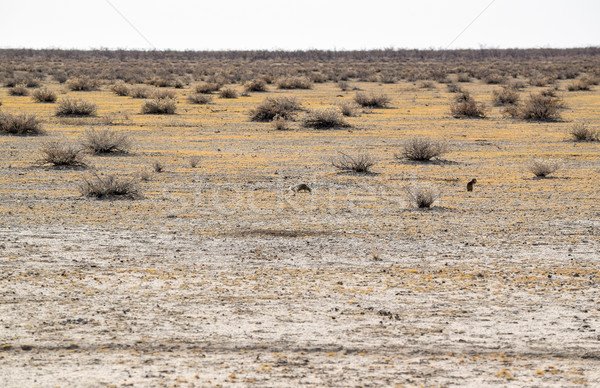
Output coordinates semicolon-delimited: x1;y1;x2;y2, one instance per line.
1;50;599;386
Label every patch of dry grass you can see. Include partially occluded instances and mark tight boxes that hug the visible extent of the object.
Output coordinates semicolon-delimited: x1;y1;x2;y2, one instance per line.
0;113;44;135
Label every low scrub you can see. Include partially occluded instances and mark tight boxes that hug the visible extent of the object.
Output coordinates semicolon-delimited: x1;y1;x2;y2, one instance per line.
79;173;141;199
244;79;267;92
529;159;561;178
332;151;375;173
505;93;562;121
31;87;57;103
405;184;439;208
9;83;29;96
492;86;519;106
195;82;221;94
0;113;44;135
81;128;132;154
450;92;486;118
354;92;390;108
277;76;312;89
129;86;152;99
271;115;290;130
337;101;361;117
55;98;97;116
67;77;98;91
567;79;591;91
302;107;349;129
152;90;176;99
141;97;177;114
37;141;86;168
110;81;130;96
219;87;238;99
250;96;302;121
188;93;213;104
569;123;599;142
398;137;447;161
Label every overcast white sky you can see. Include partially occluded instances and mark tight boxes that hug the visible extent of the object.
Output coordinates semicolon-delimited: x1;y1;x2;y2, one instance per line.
1;0;599;50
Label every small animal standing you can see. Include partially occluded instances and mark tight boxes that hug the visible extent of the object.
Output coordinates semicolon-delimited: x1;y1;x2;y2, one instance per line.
467;178;477;192
293;183;312;193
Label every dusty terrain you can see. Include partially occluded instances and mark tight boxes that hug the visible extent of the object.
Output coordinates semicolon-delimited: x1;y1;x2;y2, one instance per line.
1;66;600;386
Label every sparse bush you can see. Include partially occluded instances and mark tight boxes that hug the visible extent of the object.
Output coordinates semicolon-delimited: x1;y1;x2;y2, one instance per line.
271;115;289;130
277;76;312;89
152;161;164;172
450;92;486;118
354;92;390;108
484;73;504;84
492;86;519;106
302;107;349;129
129;86;151;98
9;83;29;96
447;83;463;93
189;156;200;168
338;81;350;91
529;159;561;178
250;96;302;121
188;93;213;104
398;137;447;161
405;184;439;208
147;77;171;87
55;98;97;116
141;97;177;114
337;101;360;117
567;79;591;91
195;82;220;94
419;81;435;89
111;81;130;96
152;89;176;99
37;141;86;168
569;122;599;142
0;113;44;135
67;77;98;91
509;80;527;89
332;151;375;173
244;79;267;92
31;87;57;103
81;128;132;154
219;87;238;99
79;173;141;199
506;93;562;121
456;73;471;82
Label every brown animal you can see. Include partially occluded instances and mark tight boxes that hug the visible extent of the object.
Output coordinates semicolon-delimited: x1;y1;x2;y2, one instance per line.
467;178;477;192
293;183;311;193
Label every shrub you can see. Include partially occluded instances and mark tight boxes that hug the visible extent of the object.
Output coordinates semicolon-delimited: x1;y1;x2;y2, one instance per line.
456;73;471;82
188;93;213;104
405;184;439;208
189;156;200;168
398;137;447;161
219;87;238;99
195;82;220;94
302;107;349;129
79;173;141;199
567;79;591;91
129;86;152;99
250;96;302;121
419;81;435;89
110;82;130;96
447;83;463;93
277;76;312;89
55;98;97;116
332;151;375;173
337;101;360;117
152;89;176;99
244;79;267;92
492;86;519;106
271;115;289;130
354;92;390;108
82;128;132;154
152;161;164;172
9;83;29;96
529;159;561;178
141;97;177;114
568;123;599;142
31;87;57;103
484;73;504;84
338;81;350;91
37;141;86;168
0;113;44;135
67;77;98;91
450;92;486;118
506;93;562;122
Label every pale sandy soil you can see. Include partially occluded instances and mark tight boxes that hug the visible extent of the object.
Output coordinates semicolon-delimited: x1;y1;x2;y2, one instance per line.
1;80;599;386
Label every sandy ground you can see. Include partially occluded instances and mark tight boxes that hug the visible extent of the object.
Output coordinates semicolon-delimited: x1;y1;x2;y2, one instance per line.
1;79;599;386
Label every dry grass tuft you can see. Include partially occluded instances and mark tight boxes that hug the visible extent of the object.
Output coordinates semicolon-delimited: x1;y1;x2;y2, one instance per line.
529;159;561;178
129;86;152;99
188;156;200;168
31;87;57;103
271;115;290;130
195;82;221;94
67;77;99;91
354;92;390;108
79;173;141;199
302;107;349;129
492;86;519;106
244;79;268;92
277;76;312;89
37;141;87;168
332;151;375;173
141;98;177;114
219;87;238;99
188;93;213;104
9;83;29;96
55;98;98;116
0;113;44;135
505;93;562;122
450;91;486;118
337;101;361;117
250;96;302;121
405;184;439;208
569;123;599;142
81;128;132;154
398;137;447;161
110;81;130;96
